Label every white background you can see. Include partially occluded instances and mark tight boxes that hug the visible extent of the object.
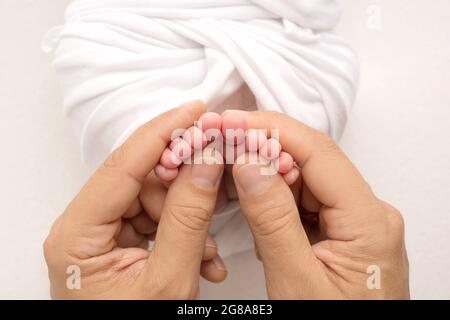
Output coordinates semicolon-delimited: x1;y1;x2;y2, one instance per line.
0;0;449;299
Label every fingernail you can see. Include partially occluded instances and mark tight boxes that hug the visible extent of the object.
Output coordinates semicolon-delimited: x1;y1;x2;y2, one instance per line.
236;164;274;195
213;256;227;271
205;236;217;249
191;156;223;188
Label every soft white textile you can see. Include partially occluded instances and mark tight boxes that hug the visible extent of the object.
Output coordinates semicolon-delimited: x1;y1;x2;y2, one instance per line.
47;0;358;168
46;0;358;257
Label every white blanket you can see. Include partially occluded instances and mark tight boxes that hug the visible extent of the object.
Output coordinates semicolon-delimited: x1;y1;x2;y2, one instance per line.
46;0;358;257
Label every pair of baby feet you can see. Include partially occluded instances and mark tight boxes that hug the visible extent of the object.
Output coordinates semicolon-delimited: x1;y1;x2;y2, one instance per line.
154;111;299;211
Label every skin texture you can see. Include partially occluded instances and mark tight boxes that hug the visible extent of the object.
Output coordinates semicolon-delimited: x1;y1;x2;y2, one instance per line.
44;105;410;300
233;111;410;300
44;101;227;299
155;111;299;213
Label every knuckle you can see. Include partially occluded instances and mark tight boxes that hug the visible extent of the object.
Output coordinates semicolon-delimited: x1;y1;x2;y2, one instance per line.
314;131;342;155
380;200;405;231
101;145;127;173
375;201;406;252
167;204;211;232
43;216;63;264
387;206;405;233
251;201;297;237
170;283;197;300
98;145;143;185
43;234;61;268
43;235;54;263
149;272;197;299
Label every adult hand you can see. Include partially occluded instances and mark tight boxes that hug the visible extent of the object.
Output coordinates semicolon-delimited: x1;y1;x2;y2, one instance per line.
232;111;410;299
44;101;226;299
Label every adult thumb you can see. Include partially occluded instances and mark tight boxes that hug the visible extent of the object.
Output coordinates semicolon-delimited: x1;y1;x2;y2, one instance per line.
233;155;320;298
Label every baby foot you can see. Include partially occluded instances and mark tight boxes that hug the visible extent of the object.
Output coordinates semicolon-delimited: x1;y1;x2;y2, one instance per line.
221;111;247;146
222;111;299;185
155;112;230;212
155;109;299;217
259;137;299;185
155;112;221;183
221;111;248;164
245;129;267;152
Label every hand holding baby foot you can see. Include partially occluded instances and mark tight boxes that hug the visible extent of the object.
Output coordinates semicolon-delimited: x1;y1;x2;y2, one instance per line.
154;112;229;212
154;109;300;216
155;112;222;184
45;103;409;300
232;110;410;300
44;102;226;299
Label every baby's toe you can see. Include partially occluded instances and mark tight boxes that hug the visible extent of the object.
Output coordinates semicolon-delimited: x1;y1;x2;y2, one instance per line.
198;112;222;131
160;147;182;169
171;138;192;160
155;164;179;182
260;138;281;160
223;139;246;164
221;111;247;145
169;137;183;150
246;129;267;152
198;112;223;144
184;126;207;150
283;167;300;186
278;151;294;174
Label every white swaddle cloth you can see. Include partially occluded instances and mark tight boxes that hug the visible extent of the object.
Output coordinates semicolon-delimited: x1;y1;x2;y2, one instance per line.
46;0;358;257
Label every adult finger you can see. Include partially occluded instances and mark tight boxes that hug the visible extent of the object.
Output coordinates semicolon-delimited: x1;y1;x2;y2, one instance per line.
232;154;323;297
66;101;206;228
139;173;220;261
200;256;228;283
239;110;383;242
147;150;224;279
242;111;378;210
